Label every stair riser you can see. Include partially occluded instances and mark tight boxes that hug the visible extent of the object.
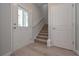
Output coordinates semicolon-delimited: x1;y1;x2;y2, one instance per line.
37;36;48;39
38;34;48;36
40;31;48;33
39;33;48;35
35;39;47;44
37;35;48;38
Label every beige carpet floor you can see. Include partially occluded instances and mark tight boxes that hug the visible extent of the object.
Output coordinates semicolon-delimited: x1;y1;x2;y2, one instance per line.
12;43;78;56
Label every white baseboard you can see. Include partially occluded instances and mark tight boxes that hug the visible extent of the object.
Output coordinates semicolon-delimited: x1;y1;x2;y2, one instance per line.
3;51;12;56
47;39;51;47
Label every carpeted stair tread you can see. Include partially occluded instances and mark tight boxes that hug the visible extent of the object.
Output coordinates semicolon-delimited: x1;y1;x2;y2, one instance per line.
36;35;48;39
35;39;47;44
39;32;48;35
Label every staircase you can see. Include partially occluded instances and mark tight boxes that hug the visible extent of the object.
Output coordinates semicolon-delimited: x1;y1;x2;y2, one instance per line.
35;24;48;45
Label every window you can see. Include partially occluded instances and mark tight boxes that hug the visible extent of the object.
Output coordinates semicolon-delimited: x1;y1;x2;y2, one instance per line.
18;6;28;27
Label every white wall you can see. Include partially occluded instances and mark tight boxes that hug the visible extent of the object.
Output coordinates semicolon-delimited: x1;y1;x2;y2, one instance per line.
41;4;48;24
32;4;45;39
32;4;44;27
0;4;11;55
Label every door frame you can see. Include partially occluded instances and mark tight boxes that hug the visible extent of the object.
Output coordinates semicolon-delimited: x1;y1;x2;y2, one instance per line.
47;3;76;51
72;3;76;51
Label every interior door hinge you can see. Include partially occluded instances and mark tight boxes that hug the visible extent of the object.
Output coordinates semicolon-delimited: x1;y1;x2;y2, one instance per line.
72;41;74;45
72;4;74;7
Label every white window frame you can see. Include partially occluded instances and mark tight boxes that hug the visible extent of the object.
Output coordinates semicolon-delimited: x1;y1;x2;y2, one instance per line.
18;6;28;27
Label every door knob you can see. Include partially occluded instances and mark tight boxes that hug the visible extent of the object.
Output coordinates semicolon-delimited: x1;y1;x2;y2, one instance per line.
13;27;16;29
13;23;17;29
13;23;16;25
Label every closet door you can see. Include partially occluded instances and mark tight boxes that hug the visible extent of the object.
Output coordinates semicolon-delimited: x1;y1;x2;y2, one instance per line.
50;4;74;50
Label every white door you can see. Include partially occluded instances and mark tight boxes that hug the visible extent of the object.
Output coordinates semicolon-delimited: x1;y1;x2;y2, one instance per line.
50;4;74;50
11;4;32;51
